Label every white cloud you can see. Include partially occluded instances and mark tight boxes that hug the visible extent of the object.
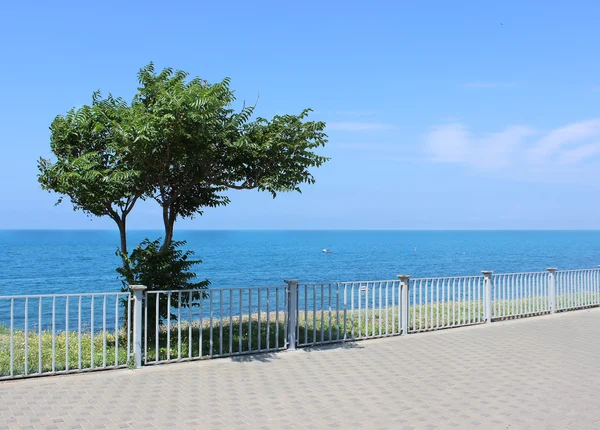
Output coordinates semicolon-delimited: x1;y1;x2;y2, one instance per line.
529;120;600;161
334;111;377;116
461;82;514;89
425;123;536;169
327;122;398;132
424;119;600;181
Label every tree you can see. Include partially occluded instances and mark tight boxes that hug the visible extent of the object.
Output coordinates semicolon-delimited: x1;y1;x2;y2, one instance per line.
130;64;329;251
38;92;143;268
38;63;328;299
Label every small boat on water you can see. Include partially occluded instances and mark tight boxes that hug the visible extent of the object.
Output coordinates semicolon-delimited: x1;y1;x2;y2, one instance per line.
322;249;332;253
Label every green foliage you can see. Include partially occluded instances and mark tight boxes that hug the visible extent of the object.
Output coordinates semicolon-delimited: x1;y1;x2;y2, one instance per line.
38;92;142;220
117;238;209;326
37;62;328;324
128;63;329;250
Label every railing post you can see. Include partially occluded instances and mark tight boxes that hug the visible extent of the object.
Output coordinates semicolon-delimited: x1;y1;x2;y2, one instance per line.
482;271;493;323
547;268;557;313
129;285;147;368
397;275;411;335
284;280;299;351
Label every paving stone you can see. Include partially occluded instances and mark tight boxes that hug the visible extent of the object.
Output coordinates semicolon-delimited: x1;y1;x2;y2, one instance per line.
2;309;600;428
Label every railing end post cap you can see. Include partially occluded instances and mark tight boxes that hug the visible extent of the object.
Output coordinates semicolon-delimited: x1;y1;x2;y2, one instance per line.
546;267;557;272
284;279;300;284
129;285;147;291
481;270;493;275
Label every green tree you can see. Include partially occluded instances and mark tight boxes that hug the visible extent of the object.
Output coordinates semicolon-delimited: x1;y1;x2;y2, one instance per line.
38;63;328;308
130;64;329;251
38;92;143;268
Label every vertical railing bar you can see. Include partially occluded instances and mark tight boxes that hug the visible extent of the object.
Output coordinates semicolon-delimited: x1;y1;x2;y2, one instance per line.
520;273;525;315
155;292;159;362
238;290;243;354
24;298;29;376
411;280;415;330
424;279;428;330
189;291;193;359
90;295;94;369
65;296;69;372
429;279;434;329
343;284;347;340
357;283;361;338
350;283;355;339
38;298;42;374
378;282;382;336
328;284;333;342
126;295;131;364
229;289;233;355
313;284;317;344
78;296;82;370
304;285;308;344
477;277;481;322
275;288;280;349
266;288;271;350
467;278;472;325
321;284;325;343
336;283;341;340
199;292;204;358
385;281;389;335
456;279;465;325
178;291;182;360
257;288;262;351
209;292;214;356
219;289;224;356
143;293;146;365
365;283;369;337
435;279;439;328
248;289;251;352
102;295;106;368
167;292;171;361
441;279;446;326
9;298;14;377
51;296;56;373
391;281;396;333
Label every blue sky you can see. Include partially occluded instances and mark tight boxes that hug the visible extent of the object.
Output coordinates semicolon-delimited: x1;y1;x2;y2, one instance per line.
1;1;600;229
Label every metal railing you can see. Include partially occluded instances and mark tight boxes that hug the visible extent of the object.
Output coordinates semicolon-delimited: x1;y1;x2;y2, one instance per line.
409;276;485;332
0;292;131;380
555;268;600;311
491;272;550;318
4;266;600;380
143;286;288;365
296;280;405;347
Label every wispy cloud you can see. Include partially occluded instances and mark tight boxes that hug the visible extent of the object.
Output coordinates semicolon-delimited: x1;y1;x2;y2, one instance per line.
327;121;398;132
334;111;377;116
460;82;514;89
424;119;600;182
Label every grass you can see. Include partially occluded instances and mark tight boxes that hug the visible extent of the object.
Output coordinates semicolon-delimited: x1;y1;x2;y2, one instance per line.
2;293;598;377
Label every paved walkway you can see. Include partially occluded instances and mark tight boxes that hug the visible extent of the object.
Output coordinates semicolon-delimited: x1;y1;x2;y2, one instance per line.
2;309;600;429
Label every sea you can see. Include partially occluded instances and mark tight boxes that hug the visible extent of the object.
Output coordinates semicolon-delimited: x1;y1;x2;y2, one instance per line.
1;230;600;296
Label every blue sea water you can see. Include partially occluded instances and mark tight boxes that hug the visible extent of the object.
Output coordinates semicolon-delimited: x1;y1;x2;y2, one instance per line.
1;230;600;296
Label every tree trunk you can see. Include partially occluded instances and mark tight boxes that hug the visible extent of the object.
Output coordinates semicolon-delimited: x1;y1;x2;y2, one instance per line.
115;217;130;271
161;205;176;252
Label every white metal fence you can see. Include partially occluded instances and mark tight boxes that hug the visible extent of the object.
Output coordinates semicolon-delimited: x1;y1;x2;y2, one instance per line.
555;269;600;311
143;286;288;365
491;272;550;318
295;280;405;347
409;276;485;332
2;266;600;380
0;292;131;380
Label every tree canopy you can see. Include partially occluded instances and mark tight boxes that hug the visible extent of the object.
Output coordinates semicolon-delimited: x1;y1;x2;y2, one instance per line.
38;63;328;290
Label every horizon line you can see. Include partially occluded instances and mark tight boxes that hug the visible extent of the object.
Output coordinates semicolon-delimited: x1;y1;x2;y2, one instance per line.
2;228;600;232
